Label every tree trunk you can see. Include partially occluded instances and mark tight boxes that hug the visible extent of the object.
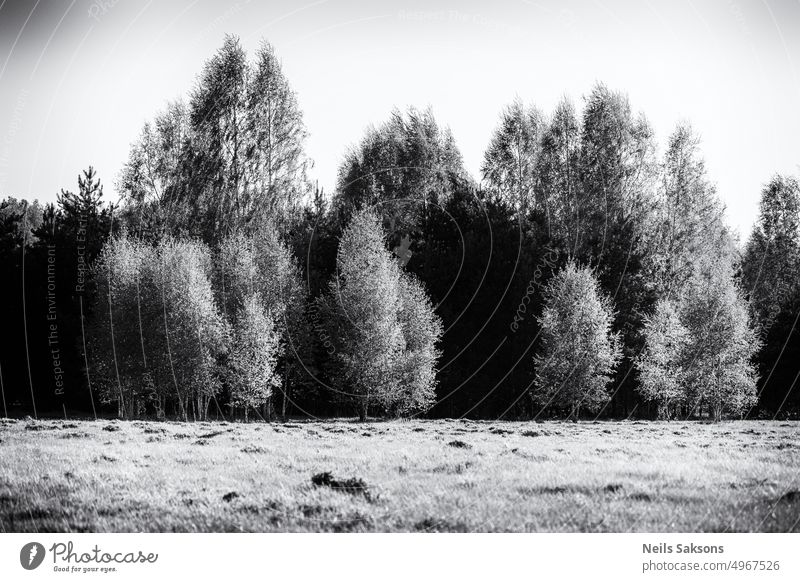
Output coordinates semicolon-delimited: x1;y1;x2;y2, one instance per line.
282;378;289;420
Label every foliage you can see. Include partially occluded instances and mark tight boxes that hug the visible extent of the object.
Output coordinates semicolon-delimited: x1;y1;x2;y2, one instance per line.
680;253;760;421
532;261;622;418
2;69;793;421
386;272;443;416
482;100;544;215
216;227;305;417
320;209;405;419
578;84;657;263
640;234;761;421
333;107;467;239
0;197;44;248
228;294;282;420
88;235;227;419
536;98;581;250
116;101;189;240
636;299;689;419
320;209;441;419
741;175;800;325
119;36;312;243
740;175;800;413
647;124;725;298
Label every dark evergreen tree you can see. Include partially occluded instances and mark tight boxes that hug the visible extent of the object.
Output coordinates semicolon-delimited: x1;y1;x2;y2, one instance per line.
741;175;800;413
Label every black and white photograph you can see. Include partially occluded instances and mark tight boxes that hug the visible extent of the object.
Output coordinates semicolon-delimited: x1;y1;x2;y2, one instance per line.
0;0;799;578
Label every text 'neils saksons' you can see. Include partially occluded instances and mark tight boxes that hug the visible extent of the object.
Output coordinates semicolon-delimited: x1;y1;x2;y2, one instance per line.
643;543;724;554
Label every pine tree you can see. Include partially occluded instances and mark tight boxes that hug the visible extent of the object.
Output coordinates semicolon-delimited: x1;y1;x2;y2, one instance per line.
741;175;800;413
741;175;800;326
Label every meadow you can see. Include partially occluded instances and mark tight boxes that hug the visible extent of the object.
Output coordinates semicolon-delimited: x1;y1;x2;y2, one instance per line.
0;418;798;533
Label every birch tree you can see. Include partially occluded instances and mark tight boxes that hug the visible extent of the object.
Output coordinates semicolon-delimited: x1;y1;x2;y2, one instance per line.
228;294;282;420
680;252;760;420
89;236;227;420
648;123;725;298
119;36;312;243
636;299;689;419
321;209;442;419
532;261;621;418
482;100;544;216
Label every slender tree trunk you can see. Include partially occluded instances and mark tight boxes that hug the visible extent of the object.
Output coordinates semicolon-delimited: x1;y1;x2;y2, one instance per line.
569;403;579;422
282;377;289;420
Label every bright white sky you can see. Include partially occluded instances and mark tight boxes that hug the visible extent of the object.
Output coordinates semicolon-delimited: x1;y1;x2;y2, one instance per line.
1;0;798;239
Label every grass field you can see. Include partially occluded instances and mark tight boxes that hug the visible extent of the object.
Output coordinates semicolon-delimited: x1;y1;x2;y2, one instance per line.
0;418;798;532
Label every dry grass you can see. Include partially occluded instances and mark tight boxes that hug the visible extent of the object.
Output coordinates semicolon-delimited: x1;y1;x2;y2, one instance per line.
0;418;798;532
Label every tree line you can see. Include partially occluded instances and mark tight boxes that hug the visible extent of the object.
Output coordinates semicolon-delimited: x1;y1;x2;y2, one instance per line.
1;35;798;421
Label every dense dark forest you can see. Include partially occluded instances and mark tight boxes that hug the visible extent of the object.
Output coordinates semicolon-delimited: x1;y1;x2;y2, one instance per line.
1;36;798;421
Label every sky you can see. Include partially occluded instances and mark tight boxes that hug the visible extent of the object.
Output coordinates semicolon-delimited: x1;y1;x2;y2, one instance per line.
1;0;799;238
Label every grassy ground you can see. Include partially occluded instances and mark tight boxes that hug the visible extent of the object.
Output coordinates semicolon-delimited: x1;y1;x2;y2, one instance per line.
0;418;798;532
